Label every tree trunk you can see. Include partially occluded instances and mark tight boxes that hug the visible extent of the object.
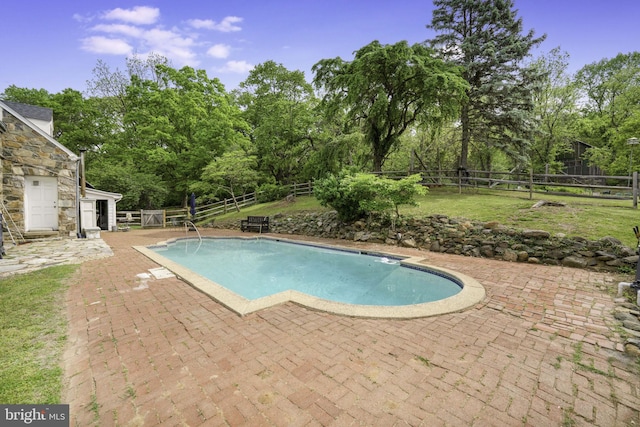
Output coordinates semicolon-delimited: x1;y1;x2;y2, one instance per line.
373;155;383;173
460;104;470;169
227;183;241;212
372;137;384;172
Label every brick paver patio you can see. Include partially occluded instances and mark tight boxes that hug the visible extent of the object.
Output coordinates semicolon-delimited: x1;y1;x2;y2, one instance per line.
63;229;640;426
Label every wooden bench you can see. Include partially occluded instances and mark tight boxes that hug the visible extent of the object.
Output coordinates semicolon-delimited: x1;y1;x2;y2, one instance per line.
240;216;269;233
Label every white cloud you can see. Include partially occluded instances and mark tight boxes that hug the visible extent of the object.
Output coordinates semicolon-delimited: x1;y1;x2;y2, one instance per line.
79;7;244;69
143;28;194;50
188;16;242;32
207;44;231;59
215;16;243;32
91;24;143;38
141;28;198;66
103;6;160;25
72;13;93;23
80;36;133;55
219;60;253;73
188;19;215;30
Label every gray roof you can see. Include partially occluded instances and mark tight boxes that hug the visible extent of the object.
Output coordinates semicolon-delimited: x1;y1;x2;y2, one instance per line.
2;101;53;122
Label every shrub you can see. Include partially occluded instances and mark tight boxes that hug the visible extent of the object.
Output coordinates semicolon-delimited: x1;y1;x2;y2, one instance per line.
314;171;366;221
256;183;290;203
314;171;426;222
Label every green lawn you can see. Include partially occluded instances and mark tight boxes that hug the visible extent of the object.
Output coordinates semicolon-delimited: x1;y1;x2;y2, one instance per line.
0;265;76;403
216;187;640;248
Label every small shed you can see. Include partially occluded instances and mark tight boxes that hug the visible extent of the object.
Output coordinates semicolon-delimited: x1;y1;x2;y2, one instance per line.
81;186;123;233
558;140;604;175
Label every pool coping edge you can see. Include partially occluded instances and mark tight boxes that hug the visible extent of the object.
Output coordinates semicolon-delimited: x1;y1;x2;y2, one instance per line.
133;236;486;319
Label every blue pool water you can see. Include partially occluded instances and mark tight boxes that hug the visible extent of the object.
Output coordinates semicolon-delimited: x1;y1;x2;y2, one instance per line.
152;238;462;306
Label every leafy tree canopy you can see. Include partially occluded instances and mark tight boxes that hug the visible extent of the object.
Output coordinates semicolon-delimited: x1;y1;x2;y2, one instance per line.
428;0;546;170
529;47;578;172
194;149;261;211
574;52;640;174
236;61;317;184
118;64;249;206
313;40;467;172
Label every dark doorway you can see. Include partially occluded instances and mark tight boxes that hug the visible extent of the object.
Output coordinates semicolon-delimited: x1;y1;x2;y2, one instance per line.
96;200;109;230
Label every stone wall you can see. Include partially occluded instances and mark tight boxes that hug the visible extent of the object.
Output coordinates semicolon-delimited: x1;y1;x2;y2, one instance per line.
1;111;77;236
216;211;638;271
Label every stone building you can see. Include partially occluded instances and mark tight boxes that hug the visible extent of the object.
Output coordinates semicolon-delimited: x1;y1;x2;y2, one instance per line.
0;100;122;240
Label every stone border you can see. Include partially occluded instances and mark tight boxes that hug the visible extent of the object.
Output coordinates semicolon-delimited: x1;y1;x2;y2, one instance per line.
213;211;638;271
134;236;486;319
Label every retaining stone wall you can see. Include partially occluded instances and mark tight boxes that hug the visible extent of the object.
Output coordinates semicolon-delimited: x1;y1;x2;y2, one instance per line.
216;211;638;271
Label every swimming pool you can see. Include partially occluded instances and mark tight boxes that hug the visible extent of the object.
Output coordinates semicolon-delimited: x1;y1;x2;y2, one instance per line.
135;236;485;318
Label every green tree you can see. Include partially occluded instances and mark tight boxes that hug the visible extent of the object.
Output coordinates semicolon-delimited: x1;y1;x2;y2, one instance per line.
83;54;175;172
120;64;248;206
313;40;467;172
49;89;111;154
575;52;640;131
1;85;53;107
236;61;317;184
195;149;260;211
86;160;168;210
529;48;579;172
86;54;171;118
574;52;640;174
357;173;427;221
384;124;460;174
428;0;546;170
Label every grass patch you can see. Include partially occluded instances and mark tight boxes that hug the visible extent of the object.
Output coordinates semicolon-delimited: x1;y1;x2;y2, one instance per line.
215;187;640;246
562;408;576;427
571;343;616;378
414;355;431;367
0;265;77;403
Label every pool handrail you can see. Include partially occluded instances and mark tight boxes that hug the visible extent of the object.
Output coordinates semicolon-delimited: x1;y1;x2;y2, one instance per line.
184;220;202;242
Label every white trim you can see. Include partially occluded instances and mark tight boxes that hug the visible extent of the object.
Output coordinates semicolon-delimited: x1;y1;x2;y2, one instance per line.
85;188;123;202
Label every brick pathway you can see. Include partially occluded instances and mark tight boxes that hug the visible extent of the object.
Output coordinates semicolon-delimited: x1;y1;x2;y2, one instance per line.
63;229;640;426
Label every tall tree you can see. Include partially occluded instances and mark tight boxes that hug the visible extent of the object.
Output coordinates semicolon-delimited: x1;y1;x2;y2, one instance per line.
85;54;171;117
529;48;578;172
428;0;546;170
120;65;248;206
236;61;317;184
313;40;467;172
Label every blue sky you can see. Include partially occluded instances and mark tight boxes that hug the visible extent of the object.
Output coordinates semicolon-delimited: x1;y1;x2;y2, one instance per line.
2;1;639;95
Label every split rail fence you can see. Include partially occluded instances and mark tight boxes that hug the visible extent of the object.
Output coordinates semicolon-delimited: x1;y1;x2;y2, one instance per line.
403;169;640;208
115;170;640;228
116;182;314;228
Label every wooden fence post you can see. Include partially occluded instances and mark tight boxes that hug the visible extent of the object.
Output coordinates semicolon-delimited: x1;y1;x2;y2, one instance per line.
634;171;638;209
529;168;533;200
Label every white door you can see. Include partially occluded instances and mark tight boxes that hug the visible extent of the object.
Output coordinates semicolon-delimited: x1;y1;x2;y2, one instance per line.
25;176;58;230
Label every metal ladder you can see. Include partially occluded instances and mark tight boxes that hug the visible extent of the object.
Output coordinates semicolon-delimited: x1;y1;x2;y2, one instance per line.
184;220;202;242
183;220;203;254
0;201;24;246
